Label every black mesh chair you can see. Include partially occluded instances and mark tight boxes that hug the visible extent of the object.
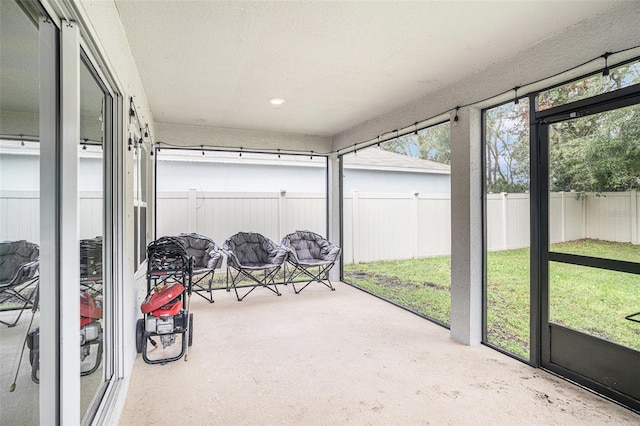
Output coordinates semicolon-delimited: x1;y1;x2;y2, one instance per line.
281;231;341;294
223;232;288;301
178;233;223;303
0;240;39;327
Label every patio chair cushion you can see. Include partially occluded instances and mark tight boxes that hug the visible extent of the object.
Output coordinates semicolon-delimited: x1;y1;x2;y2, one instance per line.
223;232;287;269
0;240;39;286
282;231;340;266
177;233;223;272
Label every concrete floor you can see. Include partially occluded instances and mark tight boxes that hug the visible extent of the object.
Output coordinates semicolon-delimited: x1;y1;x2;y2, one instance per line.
119;281;640;425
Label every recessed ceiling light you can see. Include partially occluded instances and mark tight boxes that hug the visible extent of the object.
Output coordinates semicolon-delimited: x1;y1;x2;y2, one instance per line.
270;98;285;105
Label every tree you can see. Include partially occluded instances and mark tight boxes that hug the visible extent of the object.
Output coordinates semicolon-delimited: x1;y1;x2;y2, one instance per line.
548;63;640;192
485;101;530;193
382;62;640;195
418;123;451;165
550;103;640;192
381;122;451;165
486;62;640;194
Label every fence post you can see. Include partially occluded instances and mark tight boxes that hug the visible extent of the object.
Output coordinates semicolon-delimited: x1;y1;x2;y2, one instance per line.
188;188;197;232
561;191;566;242
279;189;286;240
501;192;508;250
582;193;587;240
352;191;359;263
413;191;419;258
631;190;638;245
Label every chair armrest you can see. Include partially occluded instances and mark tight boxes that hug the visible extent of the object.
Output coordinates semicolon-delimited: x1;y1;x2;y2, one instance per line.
222;249;241;269
207;249;224;269
281;245;299;264
322;245;341;263
268;247;288;266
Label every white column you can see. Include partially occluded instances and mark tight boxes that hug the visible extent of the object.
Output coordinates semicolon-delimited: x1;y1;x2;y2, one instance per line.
60;20;81;426
450;106;483;346
327;155;341;280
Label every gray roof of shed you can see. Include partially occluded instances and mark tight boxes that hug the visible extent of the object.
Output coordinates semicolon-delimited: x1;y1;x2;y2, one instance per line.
343;147;450;174
155;146;450;174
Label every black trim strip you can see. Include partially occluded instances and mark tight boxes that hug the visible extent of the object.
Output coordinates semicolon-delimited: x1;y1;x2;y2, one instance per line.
548;252;640;275
536;84;640;123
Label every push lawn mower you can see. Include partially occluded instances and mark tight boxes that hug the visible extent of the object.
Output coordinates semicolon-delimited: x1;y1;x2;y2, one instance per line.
136;236;193;364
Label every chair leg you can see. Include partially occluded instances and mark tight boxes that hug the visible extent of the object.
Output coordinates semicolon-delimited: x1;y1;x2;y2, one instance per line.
192;271;216;303
288;263;335;294
0;283;38;327
228;266;281;301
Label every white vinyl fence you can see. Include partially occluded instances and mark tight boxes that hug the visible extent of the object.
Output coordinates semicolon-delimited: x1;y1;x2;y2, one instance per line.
484;191;639;253
156;190;327;247
0;191;103;244
343;192;451;263
3;190;638;264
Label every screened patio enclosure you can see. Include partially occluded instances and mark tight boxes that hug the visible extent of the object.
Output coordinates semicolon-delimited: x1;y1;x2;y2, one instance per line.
1;0;639;423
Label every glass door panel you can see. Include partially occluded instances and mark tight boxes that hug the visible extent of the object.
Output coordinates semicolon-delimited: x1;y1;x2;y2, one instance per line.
544;97;640;410
548;105;640;263
484;99;531;360
79;57;107;419
549;262;640;351
0;1;44;423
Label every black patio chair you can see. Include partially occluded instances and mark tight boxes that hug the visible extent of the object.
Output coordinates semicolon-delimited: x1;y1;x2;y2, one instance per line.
223;232;288;301
281;230;341;294
0;240;39;327
177;233;223;303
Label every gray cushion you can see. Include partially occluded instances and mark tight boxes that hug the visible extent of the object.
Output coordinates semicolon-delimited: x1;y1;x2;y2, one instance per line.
0;240;39;286
223;232;287;269
177;233;223;270
281;231;341;266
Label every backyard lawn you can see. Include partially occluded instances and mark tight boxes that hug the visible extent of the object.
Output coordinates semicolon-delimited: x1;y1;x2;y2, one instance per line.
344;239;640;359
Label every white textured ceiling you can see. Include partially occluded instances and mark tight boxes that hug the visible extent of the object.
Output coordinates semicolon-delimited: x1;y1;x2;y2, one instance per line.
114;1;618;137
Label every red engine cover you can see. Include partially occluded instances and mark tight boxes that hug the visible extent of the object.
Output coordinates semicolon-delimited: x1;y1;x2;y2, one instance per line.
80;317;95;327
141;283;184;314
80;292;103;319
150;298;183;318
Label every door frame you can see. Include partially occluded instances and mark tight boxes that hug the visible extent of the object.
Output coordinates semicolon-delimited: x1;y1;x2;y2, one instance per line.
533;83;640;411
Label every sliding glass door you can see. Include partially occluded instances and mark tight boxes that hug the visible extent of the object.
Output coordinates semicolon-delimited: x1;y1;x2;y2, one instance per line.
1;1;121;422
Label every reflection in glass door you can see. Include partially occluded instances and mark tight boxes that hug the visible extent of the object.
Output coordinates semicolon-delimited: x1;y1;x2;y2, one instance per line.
79;56;111;421
540;94;640;410
0;2;45;423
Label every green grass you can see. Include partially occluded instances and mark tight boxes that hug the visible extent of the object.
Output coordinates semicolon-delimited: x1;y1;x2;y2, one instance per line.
486;247;531;358
344;256;451;325
345;239;640;360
